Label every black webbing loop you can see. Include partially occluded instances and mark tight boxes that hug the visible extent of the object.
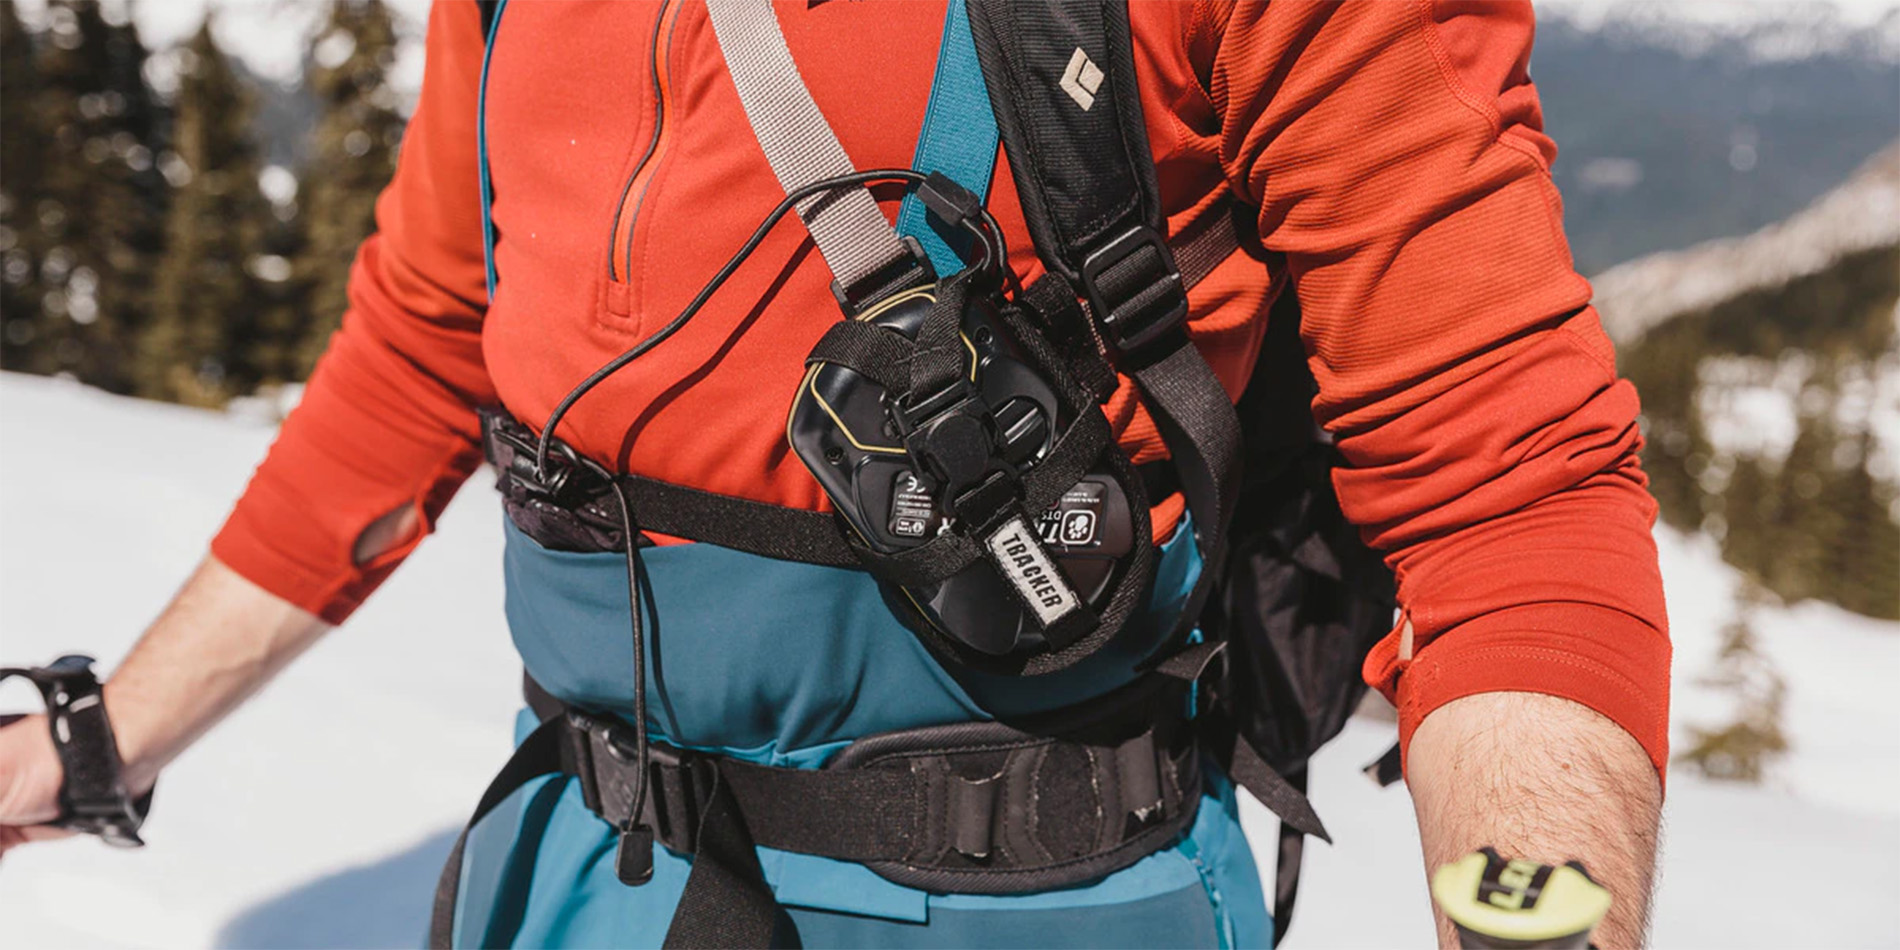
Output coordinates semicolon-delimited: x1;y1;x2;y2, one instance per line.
482;409;860;567
429;716;571;949
1363;741;1405;787
903;272;978;401
616;476;856;566
1272;779;1309;949
1129;340;1243;610
1017;277;1119;402
1225;737;1329;843
805;319;918;393
660;767;786;949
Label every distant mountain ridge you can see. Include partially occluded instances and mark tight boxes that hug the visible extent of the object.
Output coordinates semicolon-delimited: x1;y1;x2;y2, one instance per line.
1537;1;1900;64
1592;142;1900;342
1530;3;1900;271
197;2;1900;275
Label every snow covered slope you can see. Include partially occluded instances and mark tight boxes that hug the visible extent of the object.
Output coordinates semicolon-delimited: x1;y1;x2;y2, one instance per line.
2;372;1896;948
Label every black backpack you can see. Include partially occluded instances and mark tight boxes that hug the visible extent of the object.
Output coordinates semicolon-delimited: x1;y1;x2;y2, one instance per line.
1202;284;1400;932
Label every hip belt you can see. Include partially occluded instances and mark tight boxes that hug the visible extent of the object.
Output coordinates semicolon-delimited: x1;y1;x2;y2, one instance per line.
431;668;1210;949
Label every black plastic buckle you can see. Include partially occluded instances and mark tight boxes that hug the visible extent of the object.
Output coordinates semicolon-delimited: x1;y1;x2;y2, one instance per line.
892;378;999;502
640;743;719;852
831;235;936;317
63;791;152;848
487;418;595;505
1078;225;1188;355
585;716;716;854
574;713;669;886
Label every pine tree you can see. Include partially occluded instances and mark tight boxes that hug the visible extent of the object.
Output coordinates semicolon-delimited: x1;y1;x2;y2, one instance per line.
291;0;405;377
0;2;47;363
143;19;268;406
1822;427;1900;619
1677;582;1789;783
3;1;168;392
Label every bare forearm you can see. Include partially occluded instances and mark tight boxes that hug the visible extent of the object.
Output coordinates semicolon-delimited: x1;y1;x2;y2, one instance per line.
1407;691;1662;949
105;555;331;791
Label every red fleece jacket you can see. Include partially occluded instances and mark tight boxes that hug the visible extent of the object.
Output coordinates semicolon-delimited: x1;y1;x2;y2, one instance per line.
212;0;1672;775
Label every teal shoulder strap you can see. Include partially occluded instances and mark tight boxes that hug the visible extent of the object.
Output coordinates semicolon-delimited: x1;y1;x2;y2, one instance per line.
894;0;1000;277
476;0;509;300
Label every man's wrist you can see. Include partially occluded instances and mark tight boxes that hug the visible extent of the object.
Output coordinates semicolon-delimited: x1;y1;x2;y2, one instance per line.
100;684;161;797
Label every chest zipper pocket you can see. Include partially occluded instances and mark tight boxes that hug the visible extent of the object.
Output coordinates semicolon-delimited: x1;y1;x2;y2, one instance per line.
606;0;684;317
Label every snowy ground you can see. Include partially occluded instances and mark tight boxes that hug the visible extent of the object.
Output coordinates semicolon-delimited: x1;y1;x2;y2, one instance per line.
1;373;1895;949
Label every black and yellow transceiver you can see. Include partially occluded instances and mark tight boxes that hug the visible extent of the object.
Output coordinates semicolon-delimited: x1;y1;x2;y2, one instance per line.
1432;848;1613;950
788;281;1135;658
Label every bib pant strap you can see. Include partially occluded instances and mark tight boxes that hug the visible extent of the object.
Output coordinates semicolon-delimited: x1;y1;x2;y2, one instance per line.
894;0;1002;275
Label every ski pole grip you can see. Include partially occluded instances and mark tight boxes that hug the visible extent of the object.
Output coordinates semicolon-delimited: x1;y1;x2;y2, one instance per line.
0;656;152;847
1431;848;1611;949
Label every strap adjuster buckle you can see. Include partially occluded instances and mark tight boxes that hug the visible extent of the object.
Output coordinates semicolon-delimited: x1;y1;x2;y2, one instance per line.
832;235;936;317
1078;225;1187;355
482;411;597;505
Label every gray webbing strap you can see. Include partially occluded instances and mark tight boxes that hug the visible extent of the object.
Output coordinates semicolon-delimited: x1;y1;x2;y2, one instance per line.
706;0;911;294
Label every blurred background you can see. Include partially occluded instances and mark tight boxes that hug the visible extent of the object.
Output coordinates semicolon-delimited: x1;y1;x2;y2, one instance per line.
1;1;1896;947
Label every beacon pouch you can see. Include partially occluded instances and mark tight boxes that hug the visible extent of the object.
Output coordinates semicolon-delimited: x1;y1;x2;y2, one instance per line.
787;229;1153;669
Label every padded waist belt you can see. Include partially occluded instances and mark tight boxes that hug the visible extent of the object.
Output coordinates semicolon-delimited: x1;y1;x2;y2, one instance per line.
553;682;1199;892
432;672;1205;948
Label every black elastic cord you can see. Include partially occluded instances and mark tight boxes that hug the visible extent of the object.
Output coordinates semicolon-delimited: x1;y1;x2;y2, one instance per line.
605;477;654;879
534;168;1005;479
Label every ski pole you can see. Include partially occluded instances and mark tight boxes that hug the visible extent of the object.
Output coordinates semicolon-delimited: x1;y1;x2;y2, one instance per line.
1431;848;1611;949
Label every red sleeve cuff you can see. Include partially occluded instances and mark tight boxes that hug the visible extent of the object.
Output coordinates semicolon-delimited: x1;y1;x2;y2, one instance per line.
211;442;478;626
1364;601;1673;781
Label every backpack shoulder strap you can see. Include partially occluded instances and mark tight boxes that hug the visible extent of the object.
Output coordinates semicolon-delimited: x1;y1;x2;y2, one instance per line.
966;0;1241;655
965;0;1183;351
967;5;1329;944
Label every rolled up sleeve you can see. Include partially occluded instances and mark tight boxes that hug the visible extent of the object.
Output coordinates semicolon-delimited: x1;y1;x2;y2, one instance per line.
211;0;493;624
1211;0;1671;775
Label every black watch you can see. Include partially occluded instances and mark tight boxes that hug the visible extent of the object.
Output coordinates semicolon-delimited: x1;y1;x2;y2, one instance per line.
1;655;153;847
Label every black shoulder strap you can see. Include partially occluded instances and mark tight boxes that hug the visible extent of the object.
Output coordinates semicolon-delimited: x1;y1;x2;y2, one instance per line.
967;0;1240;588
966;0;1240;658
966;0;1193;356
967;5;1325;944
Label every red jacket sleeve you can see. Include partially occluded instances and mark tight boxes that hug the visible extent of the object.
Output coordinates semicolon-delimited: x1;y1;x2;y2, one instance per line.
211;0;493;624
1211;0;1672;775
